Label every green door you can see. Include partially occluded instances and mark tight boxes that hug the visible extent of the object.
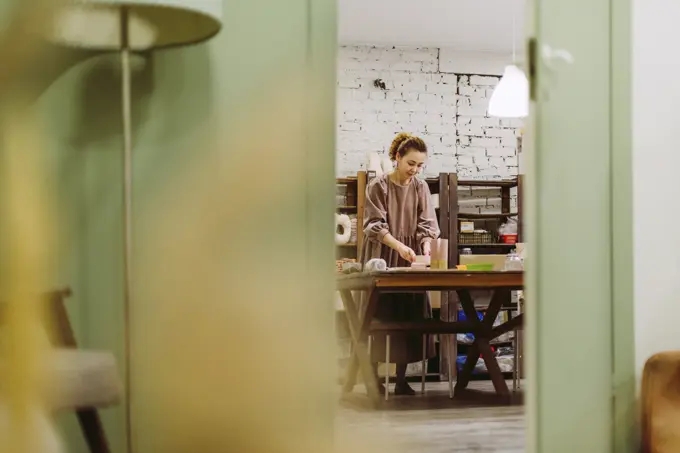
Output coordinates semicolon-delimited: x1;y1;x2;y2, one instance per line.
526;0;634;451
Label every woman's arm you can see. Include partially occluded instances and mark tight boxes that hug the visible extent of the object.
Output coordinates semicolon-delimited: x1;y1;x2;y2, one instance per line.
382;232;416;262
416;181;441;255
363;179;416;262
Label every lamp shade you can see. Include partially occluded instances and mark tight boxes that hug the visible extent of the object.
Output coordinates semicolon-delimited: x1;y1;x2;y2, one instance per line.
488;65;529;118
48;0;222;50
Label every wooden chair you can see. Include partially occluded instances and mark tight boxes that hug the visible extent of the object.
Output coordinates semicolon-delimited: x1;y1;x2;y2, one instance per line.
2;288;120;453
641;351;680;453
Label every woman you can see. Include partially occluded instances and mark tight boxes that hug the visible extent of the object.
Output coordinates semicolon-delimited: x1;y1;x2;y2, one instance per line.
361;132;440;395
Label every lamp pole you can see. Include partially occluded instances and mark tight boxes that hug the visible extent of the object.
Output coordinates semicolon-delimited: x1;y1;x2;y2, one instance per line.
119;7;134;453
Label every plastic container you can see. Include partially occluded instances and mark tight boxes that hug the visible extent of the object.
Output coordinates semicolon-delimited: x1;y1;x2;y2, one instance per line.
431;239;449;269
504;250;523;271
464;263;495;271
414;255;431;266
501;234;518;244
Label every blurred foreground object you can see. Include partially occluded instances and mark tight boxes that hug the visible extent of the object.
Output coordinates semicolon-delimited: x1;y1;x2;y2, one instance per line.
0;93;61;452
0;288;122;453
641;351;680;452
47;0;222;50
47;2;223;451
1;1;392;453
42;289;121;453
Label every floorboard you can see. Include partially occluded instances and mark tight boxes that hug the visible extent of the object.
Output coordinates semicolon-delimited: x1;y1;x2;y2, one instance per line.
336;380;526;453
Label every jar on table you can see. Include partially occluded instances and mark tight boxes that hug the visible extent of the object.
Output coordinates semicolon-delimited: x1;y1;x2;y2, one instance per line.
504;250;523;271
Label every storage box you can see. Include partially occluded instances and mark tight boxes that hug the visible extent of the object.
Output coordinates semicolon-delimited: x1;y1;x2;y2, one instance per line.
460;221;475;233
458;231;496;244
459;254;507;271
500;234;518;244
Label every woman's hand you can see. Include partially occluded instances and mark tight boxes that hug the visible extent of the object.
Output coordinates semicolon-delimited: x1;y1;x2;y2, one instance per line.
422;241;431;256
398;244;417;263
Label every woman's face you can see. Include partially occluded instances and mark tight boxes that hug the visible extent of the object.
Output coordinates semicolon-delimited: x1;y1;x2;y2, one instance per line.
395;149;426;178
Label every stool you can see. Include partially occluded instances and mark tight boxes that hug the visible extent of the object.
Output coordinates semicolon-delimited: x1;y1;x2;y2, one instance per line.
1;289;121;453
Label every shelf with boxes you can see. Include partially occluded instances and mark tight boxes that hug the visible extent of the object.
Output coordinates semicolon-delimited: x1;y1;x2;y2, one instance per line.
455;176;524;254
438;175;525;383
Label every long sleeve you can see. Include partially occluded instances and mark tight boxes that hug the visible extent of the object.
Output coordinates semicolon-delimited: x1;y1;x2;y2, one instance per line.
363;179;390;243
416;180;440;245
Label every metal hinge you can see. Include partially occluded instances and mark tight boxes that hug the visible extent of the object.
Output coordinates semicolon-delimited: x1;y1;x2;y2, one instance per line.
528;37;538;101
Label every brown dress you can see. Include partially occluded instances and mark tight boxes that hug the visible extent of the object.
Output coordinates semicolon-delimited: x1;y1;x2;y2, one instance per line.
360;174;440;364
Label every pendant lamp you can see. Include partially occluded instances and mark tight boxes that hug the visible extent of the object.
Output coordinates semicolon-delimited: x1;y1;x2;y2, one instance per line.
488;0;529;118
47;2;223;451
488;65;529;118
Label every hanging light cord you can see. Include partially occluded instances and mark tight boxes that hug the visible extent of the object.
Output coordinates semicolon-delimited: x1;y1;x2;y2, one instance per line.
511;1;516;63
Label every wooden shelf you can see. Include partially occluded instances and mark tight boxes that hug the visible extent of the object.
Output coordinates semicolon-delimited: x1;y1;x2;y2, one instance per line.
434;173;523;381
458;212;516;219
458;243;516;248
336;172;368;259
458;339;514;347
458;179;518;188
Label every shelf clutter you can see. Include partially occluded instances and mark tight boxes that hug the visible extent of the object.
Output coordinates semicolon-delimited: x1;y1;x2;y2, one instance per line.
335;172;368;257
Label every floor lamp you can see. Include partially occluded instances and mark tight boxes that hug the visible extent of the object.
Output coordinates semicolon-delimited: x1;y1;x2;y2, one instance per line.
47;2;223;451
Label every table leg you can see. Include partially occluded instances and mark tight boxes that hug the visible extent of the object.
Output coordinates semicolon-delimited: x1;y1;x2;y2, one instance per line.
482;290;506;330
421;334;427;393
447;334;454;398
477;338;509;395
341;288;379;391
385;334;390;401
339;288;381;404
455;290;511;396
455;343;479;394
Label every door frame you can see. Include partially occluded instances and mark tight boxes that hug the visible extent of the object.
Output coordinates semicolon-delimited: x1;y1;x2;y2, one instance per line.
610;0;636;450
526;0;635;451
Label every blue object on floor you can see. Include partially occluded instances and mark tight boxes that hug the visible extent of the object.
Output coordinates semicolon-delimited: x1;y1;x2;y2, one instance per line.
456;354;485;374
457;309;483;343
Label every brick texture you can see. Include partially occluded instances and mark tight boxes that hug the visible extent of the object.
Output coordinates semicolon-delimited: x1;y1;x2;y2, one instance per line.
337;45;524;183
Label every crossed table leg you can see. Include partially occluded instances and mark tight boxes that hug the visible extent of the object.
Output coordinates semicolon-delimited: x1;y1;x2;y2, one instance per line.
340;287;524;404
339;288;381;403
456;289;513;396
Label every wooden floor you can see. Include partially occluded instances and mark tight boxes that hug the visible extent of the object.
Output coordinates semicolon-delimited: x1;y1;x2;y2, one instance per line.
336;380;525;453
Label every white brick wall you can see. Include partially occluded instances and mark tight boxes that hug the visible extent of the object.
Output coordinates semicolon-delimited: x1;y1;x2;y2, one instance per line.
337;45;524;180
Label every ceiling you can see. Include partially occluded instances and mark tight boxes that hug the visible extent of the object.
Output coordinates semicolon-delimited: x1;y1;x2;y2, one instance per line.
338;0;526;53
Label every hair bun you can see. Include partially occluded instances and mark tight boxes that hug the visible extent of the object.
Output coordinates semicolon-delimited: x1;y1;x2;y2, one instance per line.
388;132;427;161
389;133;412;160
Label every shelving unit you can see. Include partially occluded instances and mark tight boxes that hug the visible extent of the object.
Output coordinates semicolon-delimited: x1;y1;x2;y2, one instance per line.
335;172;369;259
439;175;524;382
454;176;524;256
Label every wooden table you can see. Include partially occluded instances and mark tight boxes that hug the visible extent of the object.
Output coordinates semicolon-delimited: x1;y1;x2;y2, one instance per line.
337;270;524;406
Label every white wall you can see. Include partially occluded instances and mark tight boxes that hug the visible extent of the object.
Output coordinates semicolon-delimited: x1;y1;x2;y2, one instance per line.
337;45;523;181
633;0;680;377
